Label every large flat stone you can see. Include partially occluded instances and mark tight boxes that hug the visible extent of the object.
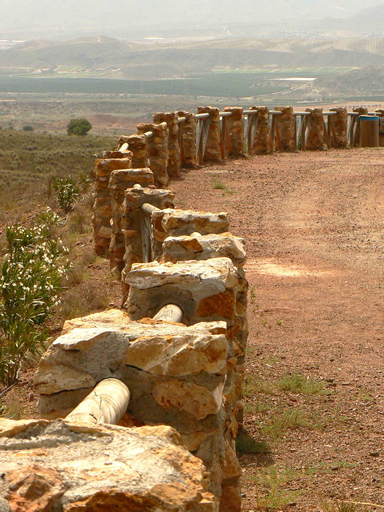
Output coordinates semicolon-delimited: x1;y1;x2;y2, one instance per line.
0;419;218;511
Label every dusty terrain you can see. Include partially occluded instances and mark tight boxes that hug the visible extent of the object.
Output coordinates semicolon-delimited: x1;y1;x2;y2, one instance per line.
171;148;384;510
1;145;383;510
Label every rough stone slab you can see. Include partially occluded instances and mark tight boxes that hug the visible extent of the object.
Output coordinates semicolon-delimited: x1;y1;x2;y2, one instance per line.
125;258;238;293
153;380;225;420
161;232;246;267
0;419;218;511
125;329;228;376
155;209;229;239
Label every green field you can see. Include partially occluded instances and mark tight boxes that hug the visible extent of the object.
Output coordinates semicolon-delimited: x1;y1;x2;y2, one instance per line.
0;73;287;97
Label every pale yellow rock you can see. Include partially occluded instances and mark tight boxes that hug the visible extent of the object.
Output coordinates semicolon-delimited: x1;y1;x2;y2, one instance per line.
52;328;114;351
126;258;238;295
181;431;218;452
162;232;246;267
153;380;224;420
125;332;228;376
62;309;131;334
0;419;218;511
0;418;50;437
34;360;96;395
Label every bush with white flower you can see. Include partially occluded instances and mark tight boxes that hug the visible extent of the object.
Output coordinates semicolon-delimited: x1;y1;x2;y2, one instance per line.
0;209;70;386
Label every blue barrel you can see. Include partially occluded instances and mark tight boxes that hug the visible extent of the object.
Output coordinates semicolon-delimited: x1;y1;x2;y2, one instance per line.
360;115;379;147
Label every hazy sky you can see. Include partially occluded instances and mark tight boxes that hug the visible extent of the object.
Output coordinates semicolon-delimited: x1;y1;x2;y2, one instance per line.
1;0;383;37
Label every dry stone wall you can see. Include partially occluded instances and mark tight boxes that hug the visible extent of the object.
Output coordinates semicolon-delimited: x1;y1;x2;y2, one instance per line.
92;151;132;256
178;110;197;167
153;111;182;178
108;169;154;274
223;106;244;157
38;123;251;509
137;121;169;188
305;108;325;151
329;107;348;148
197;106;222;162
119;133;149;168
250;106;272;155
274;106;296;152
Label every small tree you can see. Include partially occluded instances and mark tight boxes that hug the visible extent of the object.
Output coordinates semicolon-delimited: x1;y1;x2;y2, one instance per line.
67;118;92;136
0;213;70;386
53;176;80;211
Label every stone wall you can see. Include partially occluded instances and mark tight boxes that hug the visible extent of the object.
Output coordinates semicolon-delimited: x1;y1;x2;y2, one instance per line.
137;122;169;188
92;151;133;256
197;106;222;162
178;110;197;167
108;169;154;274
329;107;348;149
223;107;244;157
250;106;272;155
274;106;296;152
39;141;249;509
153;111;182;178
305;108;325;151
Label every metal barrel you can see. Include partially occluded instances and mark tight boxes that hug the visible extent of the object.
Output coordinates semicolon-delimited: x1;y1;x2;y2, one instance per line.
360;115;380;147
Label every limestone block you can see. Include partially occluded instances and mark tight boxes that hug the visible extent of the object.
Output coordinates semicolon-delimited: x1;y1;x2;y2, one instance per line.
61;308;132;334
95;156;132;175
249;106;272;154
153;112;181;178
197;106;222;162
153;380;225;420
102;149;132;159
161;232;246;268
137;122;169;188
305;108;325;150
125;326;228;376
151;208;229;259
274;106;295;152
108;168;154;274
178;110;197;167
223;107;244;157
352;107;369;147
119;133;149;168
0;419;218;511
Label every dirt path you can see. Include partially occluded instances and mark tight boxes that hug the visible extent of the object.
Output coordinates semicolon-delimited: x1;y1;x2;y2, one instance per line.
171;148;384;510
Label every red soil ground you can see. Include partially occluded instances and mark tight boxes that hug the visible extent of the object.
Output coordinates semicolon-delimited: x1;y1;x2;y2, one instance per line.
171;147;384;510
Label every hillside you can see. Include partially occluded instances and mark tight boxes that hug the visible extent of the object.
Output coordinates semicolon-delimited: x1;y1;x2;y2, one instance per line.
2;36;384;79
316;65;384;95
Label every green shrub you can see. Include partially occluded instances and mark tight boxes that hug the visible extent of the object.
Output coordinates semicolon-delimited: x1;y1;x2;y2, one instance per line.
67;118;92;136
0;218;70;386
53;176;80;211
22;125;34;132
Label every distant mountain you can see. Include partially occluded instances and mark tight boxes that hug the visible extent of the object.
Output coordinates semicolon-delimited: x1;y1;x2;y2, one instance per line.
1;0;384;39
311;3;384;33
